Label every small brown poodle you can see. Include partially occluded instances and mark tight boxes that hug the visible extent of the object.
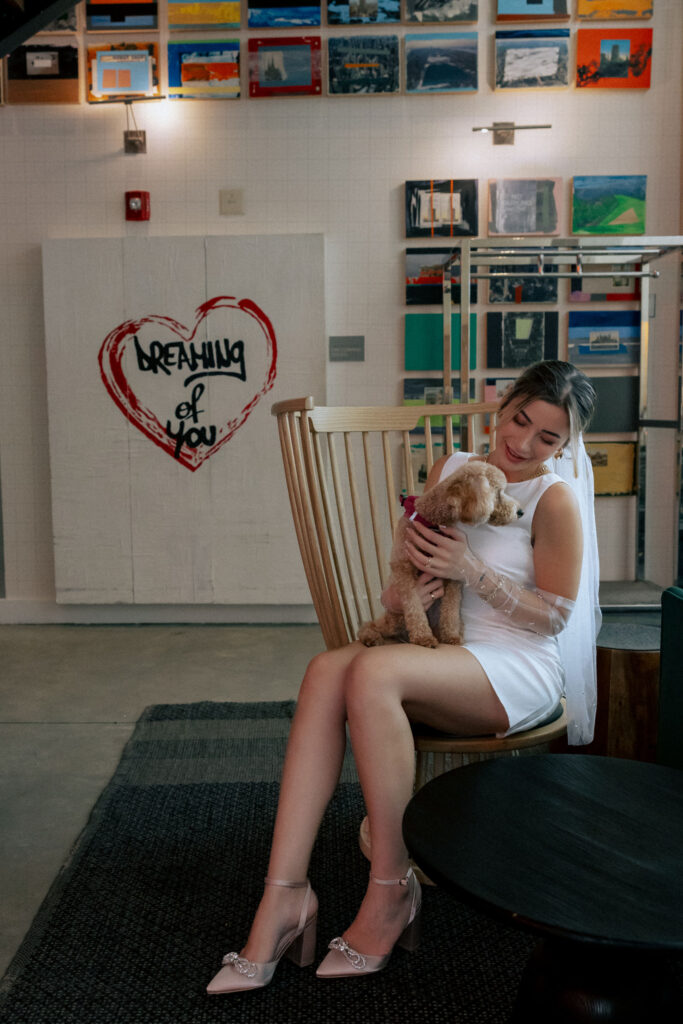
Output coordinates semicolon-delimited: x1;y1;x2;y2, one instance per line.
358;461;522;649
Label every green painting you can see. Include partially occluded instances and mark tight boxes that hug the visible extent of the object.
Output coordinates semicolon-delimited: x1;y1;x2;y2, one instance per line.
571;174;646;235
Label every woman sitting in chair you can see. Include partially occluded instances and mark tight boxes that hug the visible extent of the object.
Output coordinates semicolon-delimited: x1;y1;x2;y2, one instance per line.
207;359;599;993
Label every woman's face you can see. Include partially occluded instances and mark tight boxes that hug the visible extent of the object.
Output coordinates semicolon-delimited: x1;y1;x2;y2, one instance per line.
493;399;570;482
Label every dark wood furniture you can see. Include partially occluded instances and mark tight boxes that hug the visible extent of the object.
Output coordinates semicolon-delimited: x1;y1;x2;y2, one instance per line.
403;754;683;1023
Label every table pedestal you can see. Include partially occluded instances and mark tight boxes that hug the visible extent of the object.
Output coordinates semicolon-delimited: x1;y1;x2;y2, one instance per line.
511;938;680;1024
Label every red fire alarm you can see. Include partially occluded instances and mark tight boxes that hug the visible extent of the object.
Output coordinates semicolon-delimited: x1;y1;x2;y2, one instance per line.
125;191;150;221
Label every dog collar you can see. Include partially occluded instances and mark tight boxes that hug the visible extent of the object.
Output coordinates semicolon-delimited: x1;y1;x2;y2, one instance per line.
400;494;437;530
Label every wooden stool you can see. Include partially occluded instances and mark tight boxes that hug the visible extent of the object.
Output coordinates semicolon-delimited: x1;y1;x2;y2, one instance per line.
585;622;661;762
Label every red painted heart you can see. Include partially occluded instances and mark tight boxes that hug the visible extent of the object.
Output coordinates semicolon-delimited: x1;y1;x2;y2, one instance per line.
98;296;277;471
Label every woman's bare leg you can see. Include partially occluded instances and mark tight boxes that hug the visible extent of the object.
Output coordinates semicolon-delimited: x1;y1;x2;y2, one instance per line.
241;643;361;962
340;642;508;957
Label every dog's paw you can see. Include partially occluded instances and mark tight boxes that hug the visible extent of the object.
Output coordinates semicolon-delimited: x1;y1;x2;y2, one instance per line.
357;623;385;647
439;633;463;646
409;631;439;649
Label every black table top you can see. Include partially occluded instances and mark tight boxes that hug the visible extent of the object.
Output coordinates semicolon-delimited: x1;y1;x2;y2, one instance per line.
403;754;683;950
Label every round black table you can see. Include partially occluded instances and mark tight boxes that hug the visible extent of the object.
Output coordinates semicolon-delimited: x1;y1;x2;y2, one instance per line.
403;755;683;1023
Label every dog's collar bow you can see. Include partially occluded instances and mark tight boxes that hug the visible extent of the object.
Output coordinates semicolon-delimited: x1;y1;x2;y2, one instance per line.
400;494;437;530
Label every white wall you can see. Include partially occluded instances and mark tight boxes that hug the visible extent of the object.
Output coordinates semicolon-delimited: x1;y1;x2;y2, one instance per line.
0;0;681;622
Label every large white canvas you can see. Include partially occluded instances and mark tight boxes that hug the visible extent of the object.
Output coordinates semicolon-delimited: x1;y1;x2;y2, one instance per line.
42;235;326;604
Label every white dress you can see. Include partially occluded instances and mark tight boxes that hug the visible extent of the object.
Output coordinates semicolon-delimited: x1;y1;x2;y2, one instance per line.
438;451;566;737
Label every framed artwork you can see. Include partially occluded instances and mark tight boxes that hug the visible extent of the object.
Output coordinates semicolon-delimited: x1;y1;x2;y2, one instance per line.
571;175;647;235
6;44;79;104
328;36;399;95
405;0;477;24
248;37;321;97
484;377;515;403
248;0;321;28
577;1;653;19
576;28;652;89
568;311;640;366
327;0;399;24
405;33;477;94
569;264;640;302
88;43;159;102
403;378;476;435
405;248;478;305
487;178;561;236
585;442;636;497
496;0;568;19
587;376;639;433
39;9;79;31
86;0;157;30
495;29;570;89
488;266;557;304
405;180;478;238
168;0;241;30
167;40;240;99
486;312;558;369
405;314;477;371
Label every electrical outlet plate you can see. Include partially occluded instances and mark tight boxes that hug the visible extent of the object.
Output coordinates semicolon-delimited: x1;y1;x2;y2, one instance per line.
219;188;244;215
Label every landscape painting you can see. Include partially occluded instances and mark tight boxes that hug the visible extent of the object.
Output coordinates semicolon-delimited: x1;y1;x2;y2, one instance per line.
576;28;652;89
495;29;570;89
568;311;640;366
327;0;399;23
486;312;559;369
405;180;478;237
496;0;568;20
487;178;561;236
167;0;241;30
405;33;477;94
577;0;652;19
571;175;647;235
488;265;558;303
405;248;478;305
405;0;477;23
248;36;321;96
248;0;321;28
167;40;240;98
328;36;399;94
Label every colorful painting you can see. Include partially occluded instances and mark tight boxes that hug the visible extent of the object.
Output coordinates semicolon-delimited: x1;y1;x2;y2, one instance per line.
405;313;477;371
6;44;79;104
568;311;640;366
88;43;160;102
405;33;477;94
487;178;561;236
168;0;241;29
328;36;399;95
569;264;640;302
486;312;558;369
248;37;321;97
327;0;399;24
488;266;557;303
405;180;478;238
571;175;647;235
405;0;477;24
495;29;570;89
248;0;321;28
576;28;652;89
405;248;478;305
577;0;652;19
86;0;157;30
403;378;476;436
168;40;240;99
497;0;568;19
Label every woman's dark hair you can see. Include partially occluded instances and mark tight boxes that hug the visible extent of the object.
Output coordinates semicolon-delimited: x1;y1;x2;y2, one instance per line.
498;361;597;464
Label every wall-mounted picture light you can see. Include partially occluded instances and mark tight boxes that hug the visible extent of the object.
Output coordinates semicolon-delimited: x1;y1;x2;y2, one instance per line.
472;122;552;146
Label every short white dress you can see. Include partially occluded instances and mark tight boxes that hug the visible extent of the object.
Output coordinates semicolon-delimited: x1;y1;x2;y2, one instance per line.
438;451;566;737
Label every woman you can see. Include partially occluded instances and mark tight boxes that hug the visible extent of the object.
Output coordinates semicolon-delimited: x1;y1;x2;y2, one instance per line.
207;360;599;993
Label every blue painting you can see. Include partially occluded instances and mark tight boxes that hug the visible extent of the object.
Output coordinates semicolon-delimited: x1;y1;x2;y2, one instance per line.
495;29;570;88
248;0;321;28
405;33;477;93
327;0;399;24
568;311;640;365
328;36;399;94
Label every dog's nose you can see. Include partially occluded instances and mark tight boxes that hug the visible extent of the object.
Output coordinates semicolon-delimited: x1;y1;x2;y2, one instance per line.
516;508;524;518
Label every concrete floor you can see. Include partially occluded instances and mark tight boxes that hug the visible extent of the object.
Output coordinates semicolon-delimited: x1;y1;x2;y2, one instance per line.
0;623;324;978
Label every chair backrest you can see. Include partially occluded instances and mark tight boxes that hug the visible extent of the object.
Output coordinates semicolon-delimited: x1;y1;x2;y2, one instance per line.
272;397;498;651
657;586;683;770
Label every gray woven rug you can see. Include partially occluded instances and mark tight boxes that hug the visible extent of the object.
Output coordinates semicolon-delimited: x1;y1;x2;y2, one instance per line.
0;701;533;1023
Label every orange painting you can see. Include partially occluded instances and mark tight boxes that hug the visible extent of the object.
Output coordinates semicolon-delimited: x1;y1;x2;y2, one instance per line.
576;28;652;89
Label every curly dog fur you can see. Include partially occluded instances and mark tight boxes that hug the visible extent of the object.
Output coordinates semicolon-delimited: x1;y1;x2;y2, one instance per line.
358;461;522;649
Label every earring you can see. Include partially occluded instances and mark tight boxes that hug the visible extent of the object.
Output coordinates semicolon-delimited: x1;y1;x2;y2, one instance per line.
554;448;564;460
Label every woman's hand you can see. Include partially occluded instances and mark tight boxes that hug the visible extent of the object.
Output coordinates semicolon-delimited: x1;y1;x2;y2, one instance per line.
381;571;445;612
404;519;480;583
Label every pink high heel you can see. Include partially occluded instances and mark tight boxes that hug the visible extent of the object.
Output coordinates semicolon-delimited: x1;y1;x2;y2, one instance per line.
206;878;317;995
316;867;422;979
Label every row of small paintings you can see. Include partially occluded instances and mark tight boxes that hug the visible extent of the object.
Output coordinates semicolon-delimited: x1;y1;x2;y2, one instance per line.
405;176;648;238
7;25;653;103
39;1;655;34
406;251;642;305
404;310;642;369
